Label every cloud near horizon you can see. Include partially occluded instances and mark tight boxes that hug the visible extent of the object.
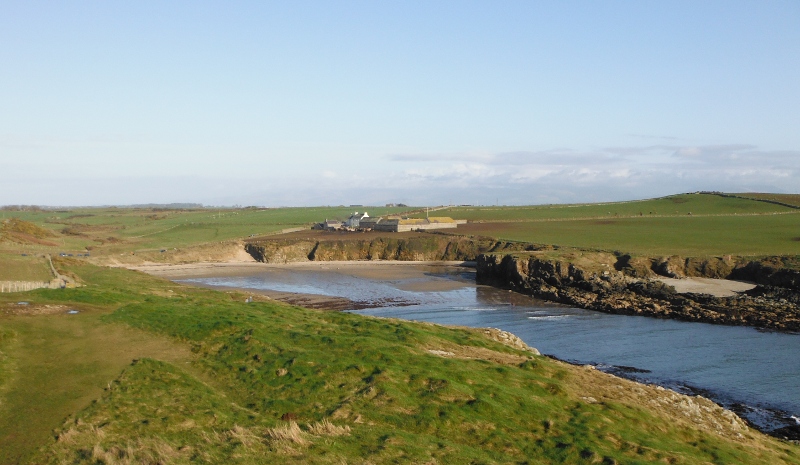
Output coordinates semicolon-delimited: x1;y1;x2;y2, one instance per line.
383;144;800;201
2;144;797;208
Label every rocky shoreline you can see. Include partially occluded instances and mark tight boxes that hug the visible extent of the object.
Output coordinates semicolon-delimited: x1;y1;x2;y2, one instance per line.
244;232;800;331
476;253;800;332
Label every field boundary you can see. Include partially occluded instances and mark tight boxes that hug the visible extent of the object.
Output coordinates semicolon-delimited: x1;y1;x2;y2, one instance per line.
708;192;800;210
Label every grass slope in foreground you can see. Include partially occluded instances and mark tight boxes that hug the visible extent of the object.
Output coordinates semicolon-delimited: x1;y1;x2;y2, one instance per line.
0;261;794;464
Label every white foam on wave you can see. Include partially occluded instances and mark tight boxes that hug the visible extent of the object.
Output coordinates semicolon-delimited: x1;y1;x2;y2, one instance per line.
528;315;571;320
448;306;498;311
791;415;800;425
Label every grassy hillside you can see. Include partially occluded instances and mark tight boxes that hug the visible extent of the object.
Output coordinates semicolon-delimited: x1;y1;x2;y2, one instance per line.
0;206;409;257
436;193;794;221
0;261;797;464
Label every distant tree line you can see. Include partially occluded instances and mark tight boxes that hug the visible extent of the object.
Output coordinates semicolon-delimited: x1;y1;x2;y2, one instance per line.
1;205;46;212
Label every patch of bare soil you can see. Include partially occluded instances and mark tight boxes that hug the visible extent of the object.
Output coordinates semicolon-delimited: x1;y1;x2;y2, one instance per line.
1;304;71;316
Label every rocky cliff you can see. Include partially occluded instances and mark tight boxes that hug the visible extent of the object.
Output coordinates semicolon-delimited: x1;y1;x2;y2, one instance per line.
245;234;547;264
476;252;800;331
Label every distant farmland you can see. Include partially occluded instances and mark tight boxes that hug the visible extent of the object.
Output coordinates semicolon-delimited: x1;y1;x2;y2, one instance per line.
2;193;799;261
435;193;800;256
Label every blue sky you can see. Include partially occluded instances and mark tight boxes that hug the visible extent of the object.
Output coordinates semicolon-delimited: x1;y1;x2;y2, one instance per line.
2;1;799;206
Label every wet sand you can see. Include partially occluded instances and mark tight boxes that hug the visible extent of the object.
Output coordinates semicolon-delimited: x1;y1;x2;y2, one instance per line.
129;260;474;279
128;260;476;310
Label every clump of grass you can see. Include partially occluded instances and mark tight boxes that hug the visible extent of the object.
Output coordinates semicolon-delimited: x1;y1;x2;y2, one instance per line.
266;422;309;446
306;418;351;437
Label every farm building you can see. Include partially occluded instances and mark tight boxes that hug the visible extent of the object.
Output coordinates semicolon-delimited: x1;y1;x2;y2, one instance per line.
312;219;342;231
344;212;369;228
359;216;381;230
372;216;457;232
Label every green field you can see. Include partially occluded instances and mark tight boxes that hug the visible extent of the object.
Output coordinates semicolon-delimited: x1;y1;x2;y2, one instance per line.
432;193;800;256
460;213;800;256
437;193;795;221
3;193;800;260
0;206;410;262
0;260;796;464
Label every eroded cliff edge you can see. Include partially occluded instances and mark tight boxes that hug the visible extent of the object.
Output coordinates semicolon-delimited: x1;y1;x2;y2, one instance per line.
476;251;800;332
244;233;543;263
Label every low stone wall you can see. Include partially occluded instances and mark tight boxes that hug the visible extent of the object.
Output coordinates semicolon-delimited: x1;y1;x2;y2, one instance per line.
0;279;64;293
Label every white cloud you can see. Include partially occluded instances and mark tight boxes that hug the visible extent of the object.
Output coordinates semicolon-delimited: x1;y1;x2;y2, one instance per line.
675;147;703;157
3;143;798;207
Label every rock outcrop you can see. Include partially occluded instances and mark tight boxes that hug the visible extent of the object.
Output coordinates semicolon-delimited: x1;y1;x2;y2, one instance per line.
245;235;548;264
476;253;800;332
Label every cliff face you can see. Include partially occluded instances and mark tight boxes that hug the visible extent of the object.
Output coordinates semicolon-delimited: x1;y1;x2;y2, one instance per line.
602;253;800;294
476;253;800;332
244;235;545;264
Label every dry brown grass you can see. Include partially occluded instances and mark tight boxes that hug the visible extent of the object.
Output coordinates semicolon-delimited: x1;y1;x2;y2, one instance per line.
54;424;188;465
306;418;351;437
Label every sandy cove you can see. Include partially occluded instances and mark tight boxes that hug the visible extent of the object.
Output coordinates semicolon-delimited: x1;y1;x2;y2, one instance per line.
122;260;477;311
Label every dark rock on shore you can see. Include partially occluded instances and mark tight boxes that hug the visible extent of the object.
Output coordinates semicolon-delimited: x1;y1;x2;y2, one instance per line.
772;424;800;442
476;253;800;332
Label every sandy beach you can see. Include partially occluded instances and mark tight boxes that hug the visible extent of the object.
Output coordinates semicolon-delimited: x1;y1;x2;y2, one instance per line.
655;276;756;297
126;259;476;310
126;259;474;279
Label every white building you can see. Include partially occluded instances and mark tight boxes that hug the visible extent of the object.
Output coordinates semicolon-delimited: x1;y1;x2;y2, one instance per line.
344;212;369;228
